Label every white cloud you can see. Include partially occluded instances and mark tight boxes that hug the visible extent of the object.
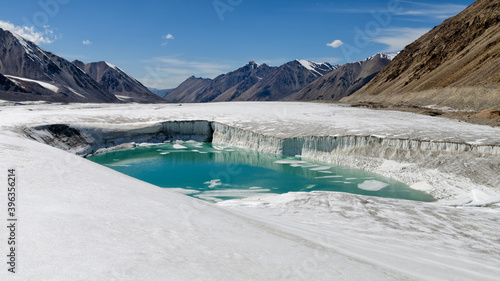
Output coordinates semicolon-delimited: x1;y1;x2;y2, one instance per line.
326;40;344;48
318;1;466;21
396;1;467;20
82;40;92;45
373;27;430;52
0;20;55;44
161;34;175;46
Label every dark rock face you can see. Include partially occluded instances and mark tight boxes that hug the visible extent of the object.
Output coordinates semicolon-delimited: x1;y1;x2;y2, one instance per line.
73;60;164;103
0;28;118;103
289;54;393;101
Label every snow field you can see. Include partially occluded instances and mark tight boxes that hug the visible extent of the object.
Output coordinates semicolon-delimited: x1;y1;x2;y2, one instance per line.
0;102;499;280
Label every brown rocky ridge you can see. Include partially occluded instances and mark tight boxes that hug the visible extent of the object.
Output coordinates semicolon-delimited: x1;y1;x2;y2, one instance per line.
342;0;500;112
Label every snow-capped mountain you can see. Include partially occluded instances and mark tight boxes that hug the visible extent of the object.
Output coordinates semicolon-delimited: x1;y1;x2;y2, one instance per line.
166;60;337;103
343;0;500;110
296;60;337;76
0;28;118;103
72;60;164;103
289;53;393;101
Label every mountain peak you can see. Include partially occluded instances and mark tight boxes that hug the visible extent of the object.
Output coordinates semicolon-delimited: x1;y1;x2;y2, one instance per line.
1;28;42;61
296;59;317;70
70;60;163;103
103;61;119;70
367;53;398;61
244;60;260;70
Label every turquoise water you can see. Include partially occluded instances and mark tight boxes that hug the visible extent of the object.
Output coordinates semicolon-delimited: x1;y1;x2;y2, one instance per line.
87;142;435;203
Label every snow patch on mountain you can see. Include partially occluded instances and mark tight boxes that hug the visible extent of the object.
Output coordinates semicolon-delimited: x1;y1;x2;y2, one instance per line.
115;95;133;101
366;53;399;61
6;75;59;93
66;87;87;99
296;60;337;77
105;61;118;70
383;53;398;60
104;61;143;85
11;31;33;54
9;30;50;65
297;60;319;71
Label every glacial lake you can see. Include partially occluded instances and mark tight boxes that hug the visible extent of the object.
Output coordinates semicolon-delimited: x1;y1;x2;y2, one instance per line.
87;142;435;203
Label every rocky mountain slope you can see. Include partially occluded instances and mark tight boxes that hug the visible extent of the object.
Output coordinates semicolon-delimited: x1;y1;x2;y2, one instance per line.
73;60;164;103
342;0;500;110
164;61;277;103
0;28;118;103
289;53;393;101
162;76;213;103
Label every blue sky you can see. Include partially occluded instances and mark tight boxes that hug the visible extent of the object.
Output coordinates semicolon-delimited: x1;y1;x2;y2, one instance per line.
0;0;474;88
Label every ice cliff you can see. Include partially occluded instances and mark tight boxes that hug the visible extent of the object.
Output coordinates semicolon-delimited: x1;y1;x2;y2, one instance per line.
23;120;500;203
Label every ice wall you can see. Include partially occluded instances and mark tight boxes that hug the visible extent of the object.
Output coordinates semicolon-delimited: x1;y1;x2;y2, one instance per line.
24;121;213;156
211;122;500;199
212;122;500;156
24;120;500;201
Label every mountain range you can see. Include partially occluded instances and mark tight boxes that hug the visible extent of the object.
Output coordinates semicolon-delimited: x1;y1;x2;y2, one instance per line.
0;0;498;110
164;60;340;102
229;60;338;102
0;27;162;103
163;61;278;102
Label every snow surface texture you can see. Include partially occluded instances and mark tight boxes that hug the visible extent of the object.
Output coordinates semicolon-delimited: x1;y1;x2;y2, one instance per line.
0;102;499;280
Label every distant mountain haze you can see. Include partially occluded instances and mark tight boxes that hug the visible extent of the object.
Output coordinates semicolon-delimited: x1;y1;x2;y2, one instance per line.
148;87;174;98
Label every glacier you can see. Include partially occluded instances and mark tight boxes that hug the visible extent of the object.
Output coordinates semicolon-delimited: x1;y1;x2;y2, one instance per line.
0;101;499;280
